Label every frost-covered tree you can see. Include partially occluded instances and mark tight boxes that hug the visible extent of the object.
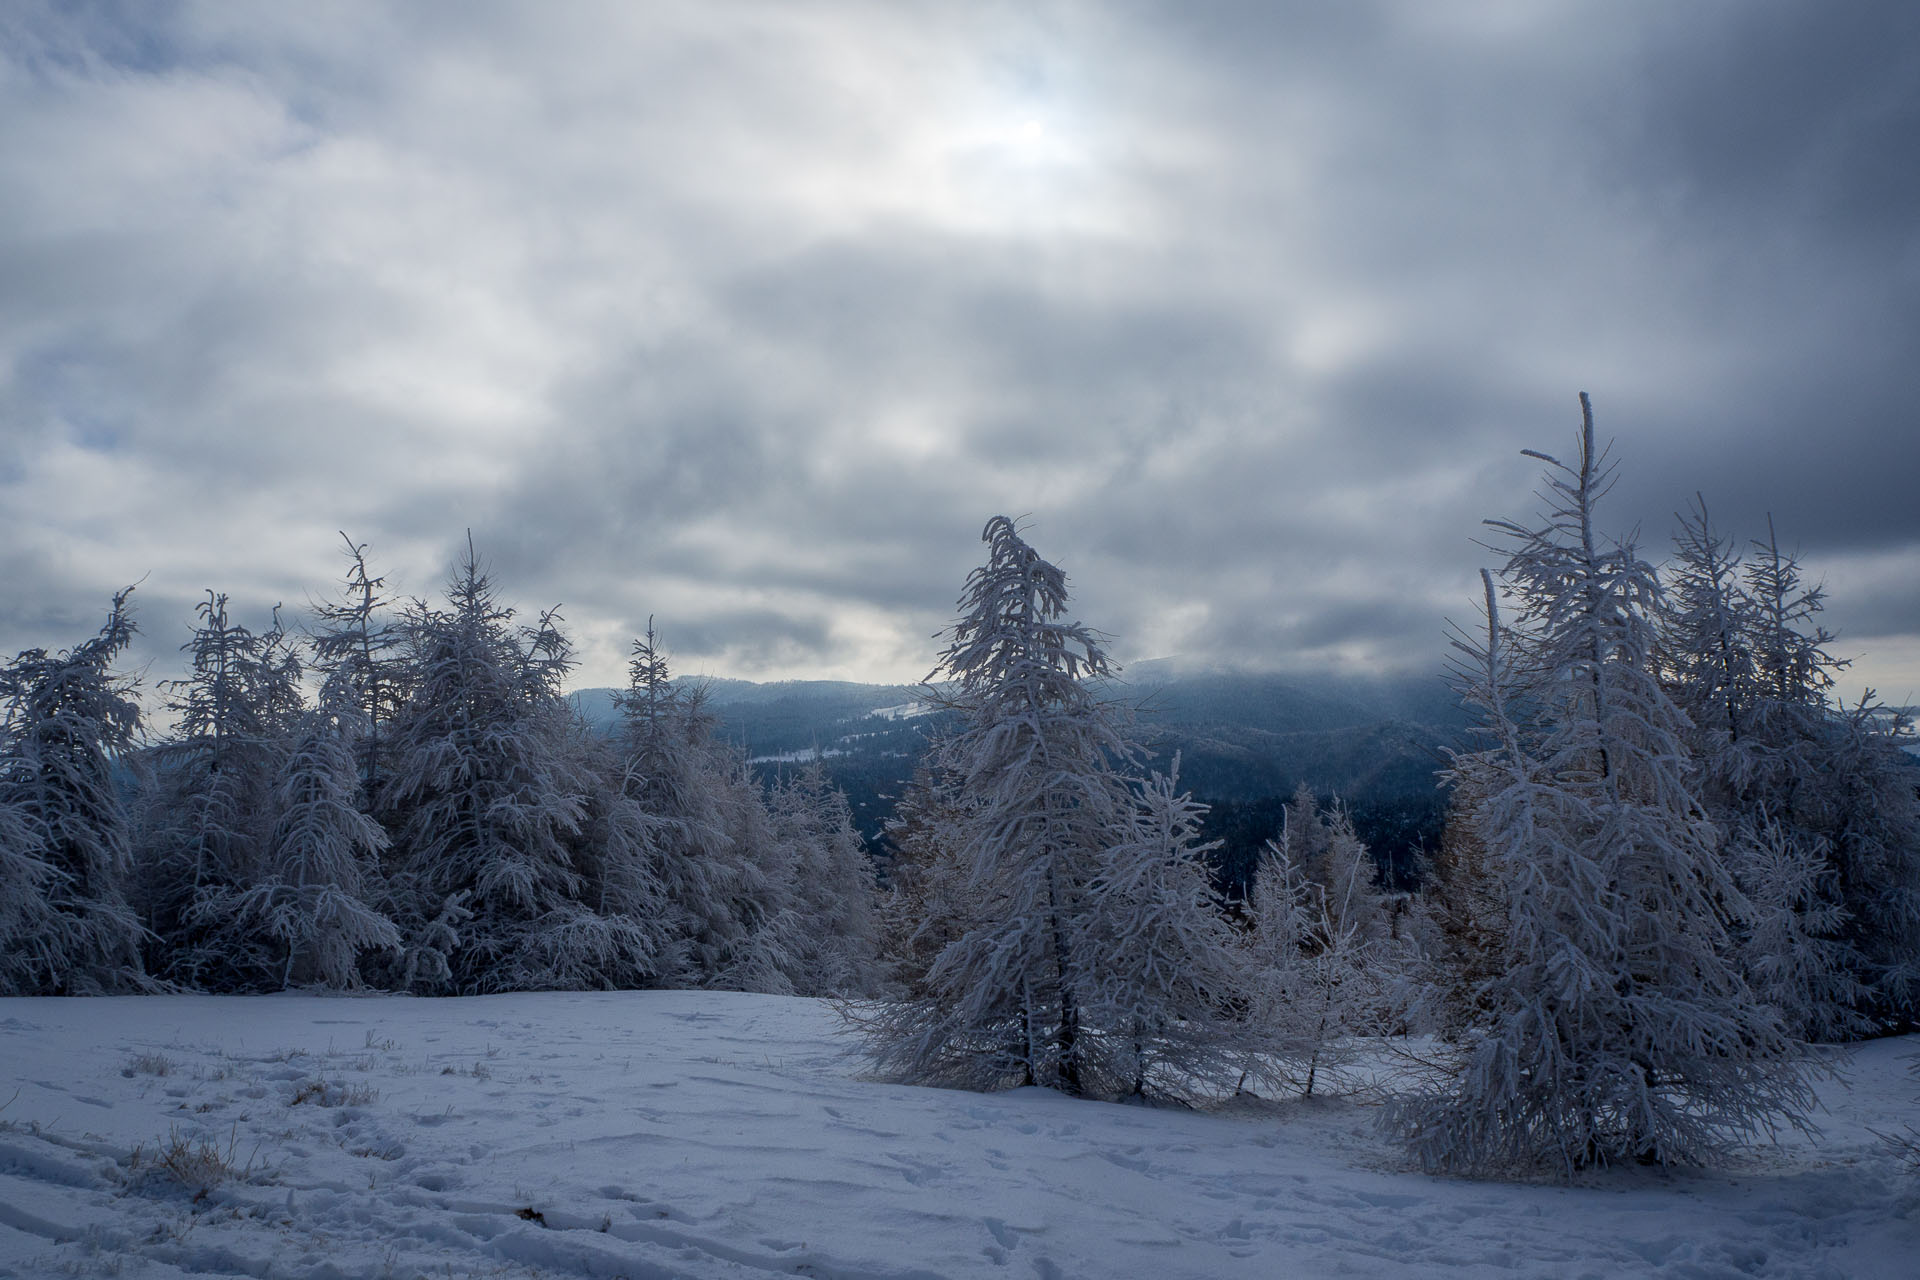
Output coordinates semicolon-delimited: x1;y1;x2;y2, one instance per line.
1080;762;1250;1101
876;755;977;998
613;624;796;992
855;517;1248;1100
1388;399;1814;1176
563;726;676;991
0;802;54;991
1243;823;1370;1097
773;759;882;997
1287;790;1393;949
1661;496;1756;776
1661;504;1919;1037
1726;816;1865;1039
307;533;408;801
228;676;401;988
1817;696;1920;1026
1740;532;1920;1031
710;750;809;993
0;589;148;994
379;542;608;993
1242;793;1418;1097
138;592;304;990
1659;502;1860;1039
855;518;1138;1094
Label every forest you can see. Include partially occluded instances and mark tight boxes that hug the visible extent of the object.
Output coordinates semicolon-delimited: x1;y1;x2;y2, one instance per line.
4;397;1918;1178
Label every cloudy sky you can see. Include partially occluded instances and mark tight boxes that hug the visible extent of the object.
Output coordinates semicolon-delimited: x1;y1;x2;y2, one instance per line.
3;1;1917;702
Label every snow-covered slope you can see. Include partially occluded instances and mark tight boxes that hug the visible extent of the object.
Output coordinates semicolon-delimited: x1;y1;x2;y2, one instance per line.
1;992;1914;1278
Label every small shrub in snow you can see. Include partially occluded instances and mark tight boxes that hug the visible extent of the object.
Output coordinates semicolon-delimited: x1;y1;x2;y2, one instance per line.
289;1078;379;1107
129;1125;256;1197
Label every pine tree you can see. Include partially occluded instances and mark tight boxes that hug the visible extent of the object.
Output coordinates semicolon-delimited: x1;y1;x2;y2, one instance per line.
1388;398;1814;1175
0;588;148;994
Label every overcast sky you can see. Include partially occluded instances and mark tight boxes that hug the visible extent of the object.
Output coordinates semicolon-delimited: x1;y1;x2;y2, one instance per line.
3;1;1917;702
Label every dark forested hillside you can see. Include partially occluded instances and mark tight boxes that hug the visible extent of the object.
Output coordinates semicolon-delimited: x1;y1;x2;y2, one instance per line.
570;662;1469;887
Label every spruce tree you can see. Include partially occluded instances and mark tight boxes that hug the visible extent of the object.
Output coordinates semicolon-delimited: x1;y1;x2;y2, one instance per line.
229;675;401;988
773;759;882;997
138;592;303;989
0;588;148;994
855;517;1250;1100
379;541;594;992
614;624;785;991
308;533;408;801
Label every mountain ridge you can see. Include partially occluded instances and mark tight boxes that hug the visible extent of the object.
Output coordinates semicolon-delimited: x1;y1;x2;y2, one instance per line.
569;664;1470;891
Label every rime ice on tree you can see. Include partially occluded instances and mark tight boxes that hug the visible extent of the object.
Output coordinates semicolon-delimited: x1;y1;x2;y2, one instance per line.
856;516;1249;1100
1387;396;1815;1175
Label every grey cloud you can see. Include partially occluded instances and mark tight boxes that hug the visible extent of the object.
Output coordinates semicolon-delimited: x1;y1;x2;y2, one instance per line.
1624;2;1920;249
2;1;1916;697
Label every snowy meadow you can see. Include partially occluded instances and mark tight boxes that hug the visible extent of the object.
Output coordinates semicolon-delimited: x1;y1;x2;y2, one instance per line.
2;991;1916;1279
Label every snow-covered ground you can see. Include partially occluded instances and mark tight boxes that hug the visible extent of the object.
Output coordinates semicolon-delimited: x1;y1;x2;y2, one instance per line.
1;993;1915;1279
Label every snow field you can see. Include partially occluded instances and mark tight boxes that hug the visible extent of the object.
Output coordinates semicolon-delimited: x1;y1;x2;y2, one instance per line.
1;992;1916;1279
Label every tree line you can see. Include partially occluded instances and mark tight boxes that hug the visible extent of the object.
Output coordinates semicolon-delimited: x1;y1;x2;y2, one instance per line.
0;536;880;998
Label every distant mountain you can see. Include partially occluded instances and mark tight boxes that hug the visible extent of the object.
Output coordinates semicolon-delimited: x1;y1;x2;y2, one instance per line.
571;678;933;759
569;662;1471;892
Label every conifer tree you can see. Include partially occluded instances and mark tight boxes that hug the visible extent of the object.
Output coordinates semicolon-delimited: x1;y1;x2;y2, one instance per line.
1389;398;1813;1175
1081;761;1249;1100
614;624;782;990
0;801;54;992
380;541;598;992
138;592;302;989
773;759;882;997
856;517;1251;1100
308;533;407;801
564;724;677;990
875;755;977;998
1661;497;1755;776
229;675;401;988
1243;796;1414;1097
1661;503;1919;1037
857;518;1136;1093
0;589;148;994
